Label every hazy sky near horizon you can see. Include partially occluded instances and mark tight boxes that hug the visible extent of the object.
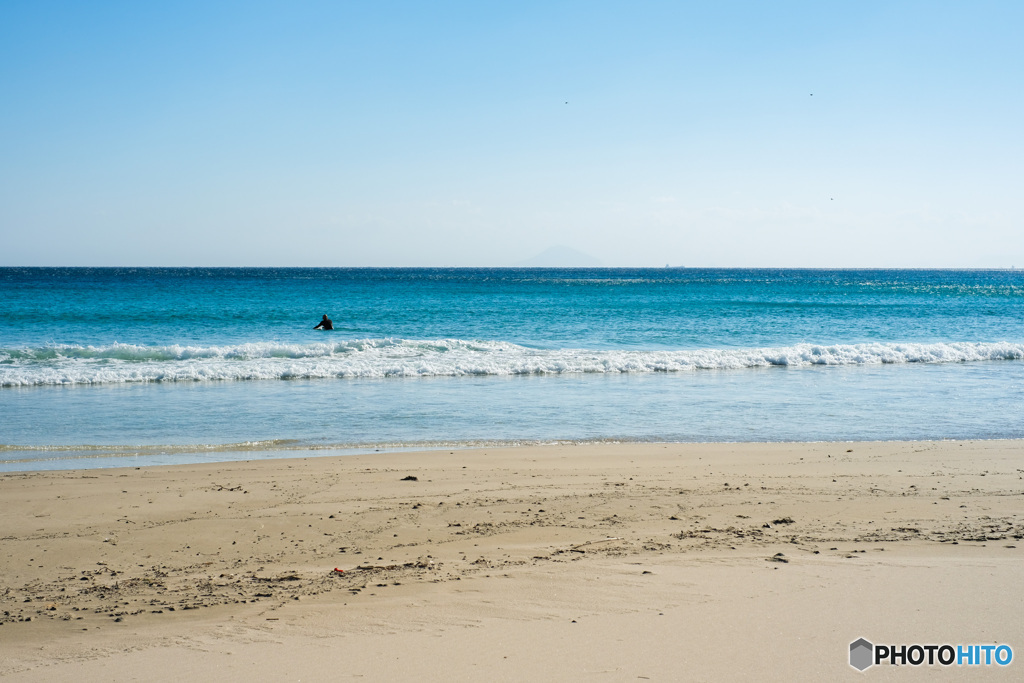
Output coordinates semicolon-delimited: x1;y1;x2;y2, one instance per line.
2;1;1022;267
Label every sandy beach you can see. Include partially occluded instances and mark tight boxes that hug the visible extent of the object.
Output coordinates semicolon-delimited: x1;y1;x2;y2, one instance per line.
2;440;1022;680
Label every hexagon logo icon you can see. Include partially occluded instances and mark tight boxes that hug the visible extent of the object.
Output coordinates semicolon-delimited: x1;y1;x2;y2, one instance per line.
850;638;874;671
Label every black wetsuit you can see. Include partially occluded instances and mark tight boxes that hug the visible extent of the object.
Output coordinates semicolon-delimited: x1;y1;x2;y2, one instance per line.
314;317;333;330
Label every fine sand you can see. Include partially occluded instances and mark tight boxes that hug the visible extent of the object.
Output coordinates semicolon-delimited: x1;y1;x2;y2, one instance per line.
1;441;1022;681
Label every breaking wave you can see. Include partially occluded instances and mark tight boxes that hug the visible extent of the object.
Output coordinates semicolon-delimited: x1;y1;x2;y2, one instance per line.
2;339;1023;387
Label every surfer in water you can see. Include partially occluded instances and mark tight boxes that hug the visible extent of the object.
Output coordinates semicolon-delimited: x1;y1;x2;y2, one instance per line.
313;314;333;330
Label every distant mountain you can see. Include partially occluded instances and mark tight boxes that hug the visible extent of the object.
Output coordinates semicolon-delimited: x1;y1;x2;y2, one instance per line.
516;245;603;267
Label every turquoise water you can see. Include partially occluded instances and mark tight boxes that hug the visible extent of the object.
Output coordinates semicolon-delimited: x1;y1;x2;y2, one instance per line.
3;268;1024;470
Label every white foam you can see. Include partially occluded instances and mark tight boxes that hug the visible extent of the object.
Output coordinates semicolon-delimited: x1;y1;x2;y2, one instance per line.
2;339;1023;386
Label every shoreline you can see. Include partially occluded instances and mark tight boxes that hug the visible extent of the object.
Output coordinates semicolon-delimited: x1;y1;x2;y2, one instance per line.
2;440;1022;679
6;435;1024;474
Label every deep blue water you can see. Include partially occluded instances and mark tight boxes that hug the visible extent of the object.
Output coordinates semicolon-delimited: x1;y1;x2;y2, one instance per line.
2;268;1024;470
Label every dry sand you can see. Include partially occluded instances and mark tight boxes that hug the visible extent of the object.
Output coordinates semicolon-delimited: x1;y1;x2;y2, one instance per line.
1;440;1022;680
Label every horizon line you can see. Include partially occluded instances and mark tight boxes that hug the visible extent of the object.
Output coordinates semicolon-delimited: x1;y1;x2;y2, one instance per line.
2;265;1022;271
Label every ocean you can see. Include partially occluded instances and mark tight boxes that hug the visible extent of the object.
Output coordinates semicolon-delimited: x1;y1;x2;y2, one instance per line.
3;267;1024;471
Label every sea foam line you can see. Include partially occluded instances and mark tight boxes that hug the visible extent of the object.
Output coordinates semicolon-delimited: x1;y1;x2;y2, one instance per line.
1;339;1023;386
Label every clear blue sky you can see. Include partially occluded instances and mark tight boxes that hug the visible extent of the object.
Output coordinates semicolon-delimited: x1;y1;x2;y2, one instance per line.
2;1;1022;267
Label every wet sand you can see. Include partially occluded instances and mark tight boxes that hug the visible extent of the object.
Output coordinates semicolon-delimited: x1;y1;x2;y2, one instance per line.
2;441;1022;680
